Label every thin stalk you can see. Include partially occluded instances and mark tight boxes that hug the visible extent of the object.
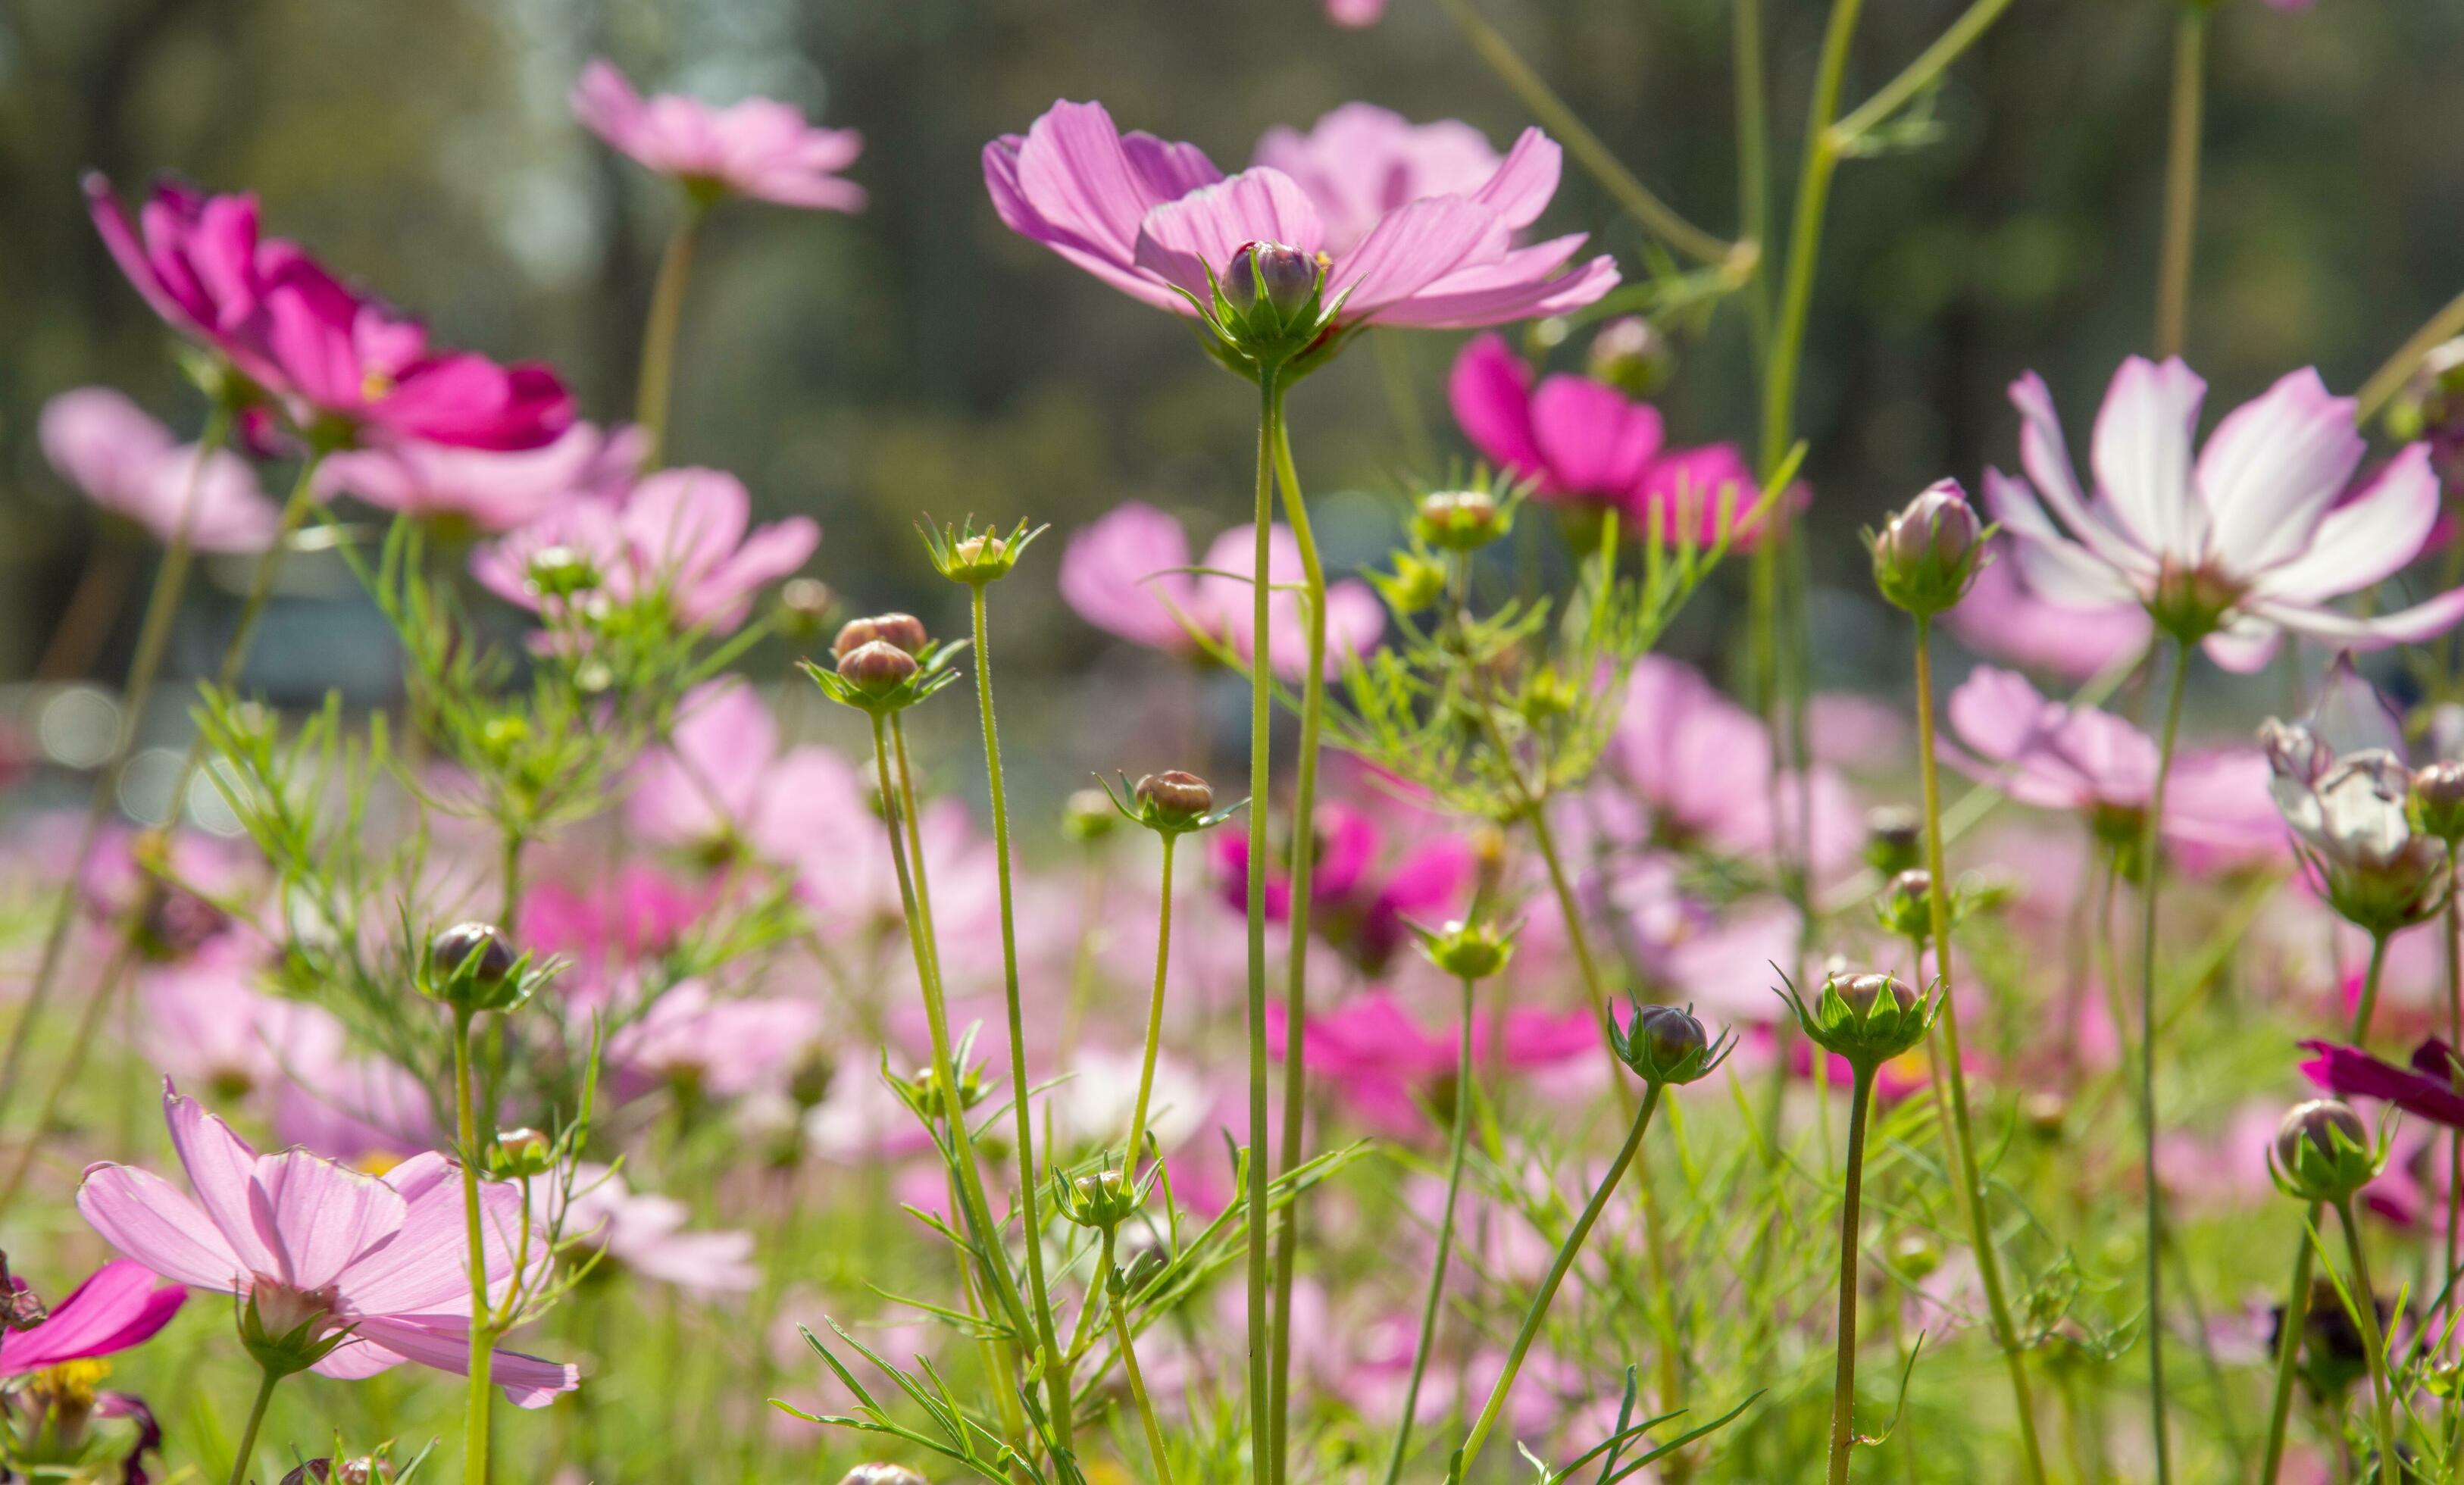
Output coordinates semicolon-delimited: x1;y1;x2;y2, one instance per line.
1267;391;1327;1485
2258;1213;2318;1485
1244;372;1281;1485
0;404;233;1121
227;1364;283;1485
1912;615;2049;1483
1125;836;1179;1173
1093;1225;1174;1485
1828;0;2021;148
1756;0;1865;480
455;1006;496;1485
1381;972;1481;1485
1827;1068;1879;1485
34;539;133;681
2153;3;2208;360
1456;1081;1661;1477
1434;0;1737;267
965;579;1071;1449
2352;927;2395;1046
2335;1197;2403;1477
2133;639;2194;1483
2447;844;2461;1342
2357;286;2464;425
635;201;708;469
1731;0;1772;343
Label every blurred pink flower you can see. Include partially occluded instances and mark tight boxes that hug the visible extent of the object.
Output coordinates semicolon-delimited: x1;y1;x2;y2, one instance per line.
2152;1102;2282;1212
546;1165;757;1296
1253;105;1516;257
572;60;865;211
474;467;818;631
135;958;344;1100
1984;359;2463;671
604;979;825;1101
1058;502;1383;677
39;389;278;552
1606;656;1863;879
0;1261;186;1377
627;680;866;865
318;421;643;532
1214;799;1473;971
1449;334;1765;544
86;176;574;452
272;1057;439;1166
79;1084;577;1405
1946;538;2150;681
1326;0;1389;24
2300;1037;2464;1127
985;100;1616;328
1266;992;1578;1134
1944;664;2282;865
523;863;706;969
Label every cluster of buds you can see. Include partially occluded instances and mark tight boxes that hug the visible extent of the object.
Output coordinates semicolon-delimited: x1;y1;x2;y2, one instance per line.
806;611;965;717
419;921;549;1015
1050;1157;1148;1233
2269;1098;2384;1204
1779;971;1940;1074
920;515;1044;586
1412;488;1514;553
2262;714;2450;938
1868;479;1987;618
1412;917;1518;982
1094;769;1244;838
1606;1002;1731;1086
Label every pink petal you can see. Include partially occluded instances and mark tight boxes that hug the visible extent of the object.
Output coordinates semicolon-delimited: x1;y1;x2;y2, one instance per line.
2195;367;2364;574
2259;443;2440;601
1465;127;1562;233
2090;355;2206;556
161;1085;283;1277
346;1317;578;1407
0;1261;186;1375
1366;240;1618;329
249;1149;408;1293
1446;334;1547;486
77;1163;248;1293
1017;101;1218;270
1528;375;1662;499
2007;372;2153;576
1330;195;1505;317
2255;587;2464;652
1132;167;1326;305
1058;500;1198;649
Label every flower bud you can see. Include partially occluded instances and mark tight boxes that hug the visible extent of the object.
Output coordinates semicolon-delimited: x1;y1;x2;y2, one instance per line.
837;640;920;695
489;1127;555;1179
1609;1001;1727;1086
1135;770;1214;826
1223;242;1318;321
433;921;514;980
1585;315;1677;397
776;578;833;637
1412;489;1508;552
2271;1098;2378;1202
1417;918;1515;981
1875;868;1934;941
425;922;530;1012
1863;805;1923;877
1870;479;1985;617
2275;1099;2368;1171
1374;550;1450;614
1889;1229;1942;1280
2416;761;2464;845
837;1468;929;1485
834;613;927;660
0;1253;47;1332
524;544;600;600
1786;970;1935;1071
1837;972;1917;1019
1063;788;1119;845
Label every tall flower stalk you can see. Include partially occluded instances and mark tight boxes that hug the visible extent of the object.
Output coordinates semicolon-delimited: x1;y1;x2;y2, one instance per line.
2154;1;2208;358
1243;369;1283;1485
2264;1096;2394;1482
634;201;708;468
2131;639;2193;1481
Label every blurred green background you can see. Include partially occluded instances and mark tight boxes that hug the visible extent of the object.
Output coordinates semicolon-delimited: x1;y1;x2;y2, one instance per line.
2;0;2460;808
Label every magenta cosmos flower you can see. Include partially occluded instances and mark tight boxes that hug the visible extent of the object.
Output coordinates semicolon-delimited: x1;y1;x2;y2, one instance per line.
474;467;818;632
0;1261;186;1377
572;60;864;211
86;175;574;452
1058;500;1382;677
2301;1038;2464;1126
39;388;278;552
1984;358;2464;671
1214;799;1474;973
77;1085;577;1405
984;100;1615;330
318;422;643;533
1450;333;1762;544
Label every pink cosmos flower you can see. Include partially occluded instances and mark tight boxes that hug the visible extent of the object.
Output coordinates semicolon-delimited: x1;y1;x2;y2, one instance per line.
1326;0;1389;24
1253;105;1515;257
603;979;824;1101
1945;665;2281;866
572;61;865;211
1058;501;1383;677
86;176;576;452
473;467;818;632
317;422;644;533
0;1261;186;1377
135;958;345;1100
1946;536;2152;681
545;1165;757;1296
272;1058;439;1167
2300;1037;2464;1127
984;100;1616;328
78;1085;577;1405
1214;800;1474;972
627;680;866;867
39;389;278;552
522;863;705;970
1983;358;2464;671
1450;334;1764;543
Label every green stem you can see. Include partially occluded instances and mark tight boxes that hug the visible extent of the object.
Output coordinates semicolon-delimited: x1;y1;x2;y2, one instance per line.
1381;973;1481;1485
1126;836;1178;1173
966;579;1071;1450
2257;1206;2319;1485
1266;387;1326;1485
1096;1224;1174;1485
455;1006;495;1485
1434;0;1738;267
2447;845;2461;1348
2153;3;2207;359
2133;639;2194;1483
1732;0;1772;343
1828;0;2021;148
1827;1067;1878;1485
0;403;234;1123
1244;371;1281;1485
635;202;708;469
2357;286;2464;426
1756;0;1865;480
2352;928;2395;1046
2335;1198;2403;1478
1912;616;2049;1483
1457;1081;1661;1477
227;1364;283;1485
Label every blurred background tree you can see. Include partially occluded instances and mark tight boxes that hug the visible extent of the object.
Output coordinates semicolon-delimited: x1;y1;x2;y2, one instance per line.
2;0;2459;812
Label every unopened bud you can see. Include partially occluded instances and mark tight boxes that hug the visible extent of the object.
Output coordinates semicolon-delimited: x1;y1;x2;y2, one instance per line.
1615;1002;1713;1085
2275;1099;2369;1171
835;613;928;660
432;922;515;982
1864;805;1923;877
1063;788;1119;845
837;1468;929;1485
1871;480;1985;617
491;1127;555;1178
1837;972;1918;1019
525;545;600;600
1586;315;1677;397
1419;918;1515;981
1413;489;1506;552
777;578;833;636
2417;761;2464;844
1135;770;1214;824
1224;242;1317;320
1877;868;1934;941
837;640;919;695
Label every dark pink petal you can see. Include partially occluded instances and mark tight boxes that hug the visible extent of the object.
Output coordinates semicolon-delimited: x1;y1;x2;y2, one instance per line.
1446;334;1547;485
83;174;191;332
0;1261;186;1376
2300;1038;2464;1127
1528;374;1662;500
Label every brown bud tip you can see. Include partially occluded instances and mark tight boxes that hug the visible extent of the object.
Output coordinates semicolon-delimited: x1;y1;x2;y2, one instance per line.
1837;972;1917;1018
868;612;929;653
1887;868;1932;901
431;922;515;981
2275;1098;2367;1169
1866;805;1921;850
2418;760;2464;811
1135;769;1214;818
837;640;919;690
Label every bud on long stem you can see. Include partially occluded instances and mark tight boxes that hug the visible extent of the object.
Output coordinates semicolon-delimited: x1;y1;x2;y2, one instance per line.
1827;1065;1878;1485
